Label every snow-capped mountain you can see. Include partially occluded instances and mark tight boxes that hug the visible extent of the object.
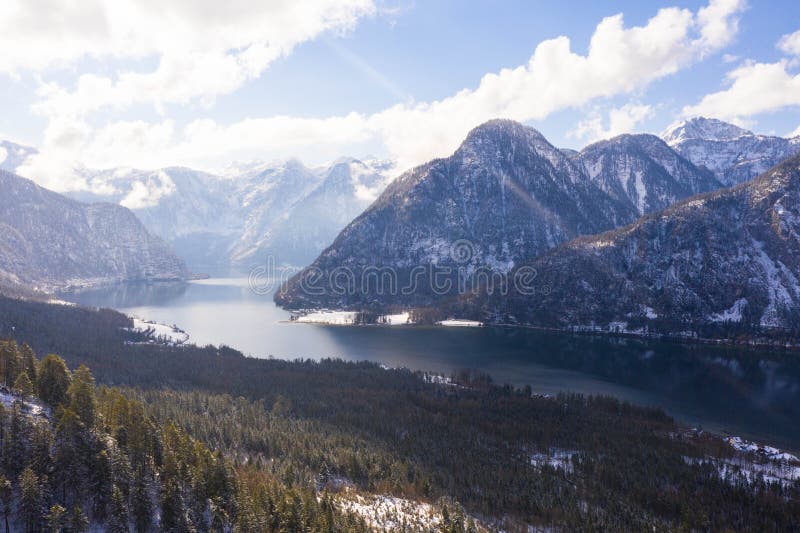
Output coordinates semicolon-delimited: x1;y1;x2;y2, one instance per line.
0;170;187;292
60;157;393;273
276;119;640;309
230;157;393;268
228;159;324;267
472;152;800;332
662;117;800;186
69;167;243;273
576;134;722;215
0;140;36;174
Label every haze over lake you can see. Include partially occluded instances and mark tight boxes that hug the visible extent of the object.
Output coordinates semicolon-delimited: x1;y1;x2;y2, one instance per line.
66;278;800;451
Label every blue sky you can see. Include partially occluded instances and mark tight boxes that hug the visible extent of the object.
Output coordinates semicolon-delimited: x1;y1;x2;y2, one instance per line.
1;0;799;191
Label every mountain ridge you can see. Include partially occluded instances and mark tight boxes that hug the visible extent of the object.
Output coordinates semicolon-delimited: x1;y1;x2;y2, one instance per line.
463;152;800;333
0;169;187;292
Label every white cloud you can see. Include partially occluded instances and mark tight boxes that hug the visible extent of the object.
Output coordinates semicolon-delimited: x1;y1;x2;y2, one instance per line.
8;1;376;123
778;29;800;56
682;60;800;123
695;0;743;52
120;171;176;209
16;0;745;190
0;0;375;75
569;103;655;143
9;0;376;190
789;125;800;138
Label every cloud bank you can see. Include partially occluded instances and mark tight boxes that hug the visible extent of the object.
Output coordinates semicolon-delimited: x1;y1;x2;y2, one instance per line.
8;0;745;191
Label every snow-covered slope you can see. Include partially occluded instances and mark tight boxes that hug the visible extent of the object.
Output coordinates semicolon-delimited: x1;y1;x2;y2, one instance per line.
473;153;800;331
276;119;640;309
576;134;722;215
70;167;242;273
59;157;392;273
232;157;393;267
0;170;187;291
663;117;800;186
228;159;325;266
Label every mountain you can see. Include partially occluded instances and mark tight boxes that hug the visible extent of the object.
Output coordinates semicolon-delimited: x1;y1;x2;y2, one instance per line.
60;157;392;273
663;117;800;186
575;134;722;215
467;153;800;332
228;159;327;267
0;169;187;291
71;167;242;273
231;157;393;267
0;140;36;173
276;119;640;309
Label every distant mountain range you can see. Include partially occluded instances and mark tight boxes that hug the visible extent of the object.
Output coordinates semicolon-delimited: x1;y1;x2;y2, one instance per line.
62;158;393;274
662;117;800;186
0;170;186;292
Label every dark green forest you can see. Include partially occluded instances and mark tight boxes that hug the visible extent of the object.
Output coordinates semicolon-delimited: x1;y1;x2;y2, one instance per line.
0;294;799;531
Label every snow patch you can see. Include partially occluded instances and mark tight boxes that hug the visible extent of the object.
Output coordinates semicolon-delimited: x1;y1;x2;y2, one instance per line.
709;298;747;323
337;494;476;531
437;319;483;327
294;311;357;325
127;318;189;344
0;389;47;417
530;448;579;473
383;312;410;325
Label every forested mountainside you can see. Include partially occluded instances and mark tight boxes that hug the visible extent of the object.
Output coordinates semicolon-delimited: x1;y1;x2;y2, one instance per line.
0;344;376;532
458;153;800;336
0;170;186;292
276;119;640;309
0;294;798;530
275;120;733;311
663;117;800;186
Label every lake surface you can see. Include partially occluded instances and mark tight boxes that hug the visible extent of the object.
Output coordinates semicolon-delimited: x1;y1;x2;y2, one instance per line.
65;278;800;451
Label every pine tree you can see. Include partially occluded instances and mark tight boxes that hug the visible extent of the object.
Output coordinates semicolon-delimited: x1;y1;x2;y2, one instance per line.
108;485;130;533
131;470;153;533
53;408;87;504
4;405;27;479
67;366;96;428
45;504;66;533
14;371;34;399
19;344;37;389
67;506;89;533
0;342;20;387
38;355;71;408
18;467;43;533
0;475;11;533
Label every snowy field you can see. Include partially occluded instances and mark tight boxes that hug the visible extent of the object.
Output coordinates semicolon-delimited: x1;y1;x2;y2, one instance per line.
127;318;189;344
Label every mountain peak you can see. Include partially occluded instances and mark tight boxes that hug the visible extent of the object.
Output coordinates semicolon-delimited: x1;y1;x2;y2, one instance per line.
661;117;752;145
464;119;546;144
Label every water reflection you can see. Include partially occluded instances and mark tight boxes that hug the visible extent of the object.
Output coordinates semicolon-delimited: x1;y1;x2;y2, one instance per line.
64;279;800;450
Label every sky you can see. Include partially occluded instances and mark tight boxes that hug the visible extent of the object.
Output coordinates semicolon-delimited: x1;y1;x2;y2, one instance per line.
1;0;800;193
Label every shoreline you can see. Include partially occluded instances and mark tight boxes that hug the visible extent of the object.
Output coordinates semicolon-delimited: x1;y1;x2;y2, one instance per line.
285;310;800;353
